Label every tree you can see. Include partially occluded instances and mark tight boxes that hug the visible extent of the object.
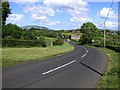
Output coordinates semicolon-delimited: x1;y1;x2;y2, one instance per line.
2;0;11;25
22;31;36;40
2;23;22;39
80;22;100;44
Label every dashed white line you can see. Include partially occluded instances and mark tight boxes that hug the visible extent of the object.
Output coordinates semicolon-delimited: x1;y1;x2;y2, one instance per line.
42;60;76;75
81;53;87;58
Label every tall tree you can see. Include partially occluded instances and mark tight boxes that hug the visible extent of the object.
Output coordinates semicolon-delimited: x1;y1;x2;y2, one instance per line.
80;22;100;44
2;23;22;39
1;0;11;25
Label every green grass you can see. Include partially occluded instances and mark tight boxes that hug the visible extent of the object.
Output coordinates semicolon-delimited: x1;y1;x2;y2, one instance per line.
2;42;74;67
62;32;72;36
97;48;119;88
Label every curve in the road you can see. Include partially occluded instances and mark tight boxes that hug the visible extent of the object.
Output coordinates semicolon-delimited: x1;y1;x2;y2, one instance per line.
3;41;107;88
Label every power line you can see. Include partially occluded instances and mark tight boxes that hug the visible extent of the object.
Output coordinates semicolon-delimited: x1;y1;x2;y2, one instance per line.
97;0;114;48
98;0;114;28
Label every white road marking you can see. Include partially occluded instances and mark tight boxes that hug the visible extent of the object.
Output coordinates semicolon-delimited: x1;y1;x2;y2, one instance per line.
81;53;87;58
86;50;88;53
42;60;76;75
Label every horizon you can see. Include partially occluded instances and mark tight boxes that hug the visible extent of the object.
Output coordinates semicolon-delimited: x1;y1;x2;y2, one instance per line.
6;0;118;30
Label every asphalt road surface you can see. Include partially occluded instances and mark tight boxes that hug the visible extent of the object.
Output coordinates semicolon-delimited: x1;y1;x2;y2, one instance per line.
3;41;107;88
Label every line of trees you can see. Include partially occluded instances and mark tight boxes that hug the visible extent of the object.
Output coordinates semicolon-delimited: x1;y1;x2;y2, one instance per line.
2;23;64;47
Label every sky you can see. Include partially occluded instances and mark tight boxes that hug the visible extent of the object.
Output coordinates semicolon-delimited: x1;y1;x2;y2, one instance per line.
6;0;118;30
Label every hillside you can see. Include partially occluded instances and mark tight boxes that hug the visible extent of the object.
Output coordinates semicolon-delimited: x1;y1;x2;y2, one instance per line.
21;25;50;30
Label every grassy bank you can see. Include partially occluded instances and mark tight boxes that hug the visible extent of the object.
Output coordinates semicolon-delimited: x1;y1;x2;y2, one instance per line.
97;48;119;88
2;42;74;67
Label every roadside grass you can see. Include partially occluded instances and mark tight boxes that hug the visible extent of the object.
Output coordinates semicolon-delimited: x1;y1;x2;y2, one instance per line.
2;42;74;67
97;48;119;88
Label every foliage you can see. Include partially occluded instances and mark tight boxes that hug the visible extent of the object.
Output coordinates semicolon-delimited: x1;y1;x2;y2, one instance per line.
22;31;36;40
106;45;120;53
2;39;47;47
2;23;22;39
62;34;71;39
2;0;11;25
53;38;64;45
79;22;100;44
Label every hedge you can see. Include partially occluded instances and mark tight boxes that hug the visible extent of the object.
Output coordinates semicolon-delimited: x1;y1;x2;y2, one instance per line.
106;45;120;53
53;38;64;45
2;39;47;47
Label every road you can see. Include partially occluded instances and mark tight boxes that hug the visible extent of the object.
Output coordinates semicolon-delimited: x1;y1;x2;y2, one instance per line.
3;41;107;88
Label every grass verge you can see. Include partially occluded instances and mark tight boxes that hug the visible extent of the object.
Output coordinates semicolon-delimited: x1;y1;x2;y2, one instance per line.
97;47;119;88
2;42;74;67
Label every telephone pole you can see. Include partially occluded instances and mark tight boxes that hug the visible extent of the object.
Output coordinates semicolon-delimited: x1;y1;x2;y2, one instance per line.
104;21;106;48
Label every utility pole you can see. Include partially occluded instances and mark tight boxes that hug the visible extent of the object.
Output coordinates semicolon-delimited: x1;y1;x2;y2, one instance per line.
104;21;106;48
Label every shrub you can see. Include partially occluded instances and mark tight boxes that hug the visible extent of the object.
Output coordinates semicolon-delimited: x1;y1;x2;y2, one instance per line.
53;38;64;45
106;45;120;53
2;39;47;47
2;23;22;39
63;34;71;39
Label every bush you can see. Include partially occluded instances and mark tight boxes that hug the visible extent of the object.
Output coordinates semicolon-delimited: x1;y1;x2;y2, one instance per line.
22;31;37;40
2;39;47;47
53;38;64;45
94;40;104;47
106;45;120;53
2;23;22;39
63;34;71;39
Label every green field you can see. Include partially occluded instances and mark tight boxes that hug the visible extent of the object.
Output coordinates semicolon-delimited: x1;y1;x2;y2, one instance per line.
2;42;74;67
62;32;72;36
97;48;118;88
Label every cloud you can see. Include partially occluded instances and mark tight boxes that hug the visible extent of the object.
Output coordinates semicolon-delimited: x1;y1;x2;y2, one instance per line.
105;21;118;28
24;5;55;16
97;7;117;19
47;21;60;26
9;0;40;2
43;0;91;23
23;5;55;23
22;0;91;25
70;17;92;23
43;0;88;8
7;13;24;21
32;14;48;22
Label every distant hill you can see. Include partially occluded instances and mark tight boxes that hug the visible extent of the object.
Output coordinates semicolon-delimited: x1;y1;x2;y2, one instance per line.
21;25;50;30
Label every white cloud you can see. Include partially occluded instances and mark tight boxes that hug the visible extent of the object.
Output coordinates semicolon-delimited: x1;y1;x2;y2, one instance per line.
43;0;91;23
105;21;118;28
32;14;48;22
47;21;60;26
23;5;55;23
7;13;24;21
70;17;92;23
24;5;55;16
9;0;40;2
22;0;92;24
97;7;117;19
43;0;88;9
